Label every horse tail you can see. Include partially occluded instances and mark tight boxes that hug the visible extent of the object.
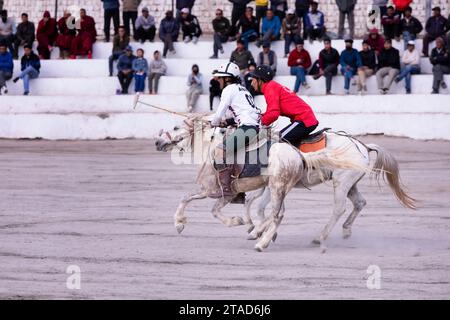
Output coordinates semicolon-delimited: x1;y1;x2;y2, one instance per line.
366;143;417;210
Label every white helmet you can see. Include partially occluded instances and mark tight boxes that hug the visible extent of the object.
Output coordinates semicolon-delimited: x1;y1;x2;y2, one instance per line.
212;62;240;78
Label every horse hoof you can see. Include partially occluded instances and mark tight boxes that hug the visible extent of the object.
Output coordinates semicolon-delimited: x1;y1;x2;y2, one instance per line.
175;224;185;234
247;225;255;234
272;232;278;243
247;233;258;240
342;228;352;239
254;244;264;252
231;216;245;226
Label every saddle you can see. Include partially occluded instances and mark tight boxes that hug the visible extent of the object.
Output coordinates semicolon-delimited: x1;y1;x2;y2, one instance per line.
298;128;331;153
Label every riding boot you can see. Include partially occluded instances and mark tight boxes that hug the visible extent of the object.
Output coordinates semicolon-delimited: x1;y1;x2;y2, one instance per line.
209;166;235;198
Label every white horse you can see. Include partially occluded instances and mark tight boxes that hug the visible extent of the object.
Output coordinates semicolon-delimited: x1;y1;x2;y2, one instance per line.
155;114;416;252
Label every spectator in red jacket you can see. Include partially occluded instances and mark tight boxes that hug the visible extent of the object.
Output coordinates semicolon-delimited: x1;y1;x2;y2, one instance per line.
56;10;76;59
70;9;97;59
288;38;311;92
364;28;385;55
250;65;319;146
36;11;57;60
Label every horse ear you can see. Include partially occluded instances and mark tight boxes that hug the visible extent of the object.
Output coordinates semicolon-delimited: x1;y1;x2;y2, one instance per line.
158;129;163;137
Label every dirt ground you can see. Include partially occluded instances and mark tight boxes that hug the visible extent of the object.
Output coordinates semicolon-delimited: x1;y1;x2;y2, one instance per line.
0;136;449;300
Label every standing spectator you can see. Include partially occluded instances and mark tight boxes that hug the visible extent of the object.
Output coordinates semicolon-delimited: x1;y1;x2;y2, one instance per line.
0;42;13;94
446;15;450;52
340;38;361;94
122;0;141;40
159;10;179;58
258;9;281;47
430;37;449;94
376;39;400;94
210;9;230;59
381;6;401;40
109;26;129;76
400;6;423;50
288;38;311;92
0;10;15;58
132;48;148;94
373;0;388;18
14;13;35;60
102;0;120;42
364;28;385;55
0;0;2;10
283;9;302;57
295;0;311;37
186;64;203;112
117;45;136;94
228;0;252;39
336;0;356;39
148;50;167;94
312;39;340;95
255;0;269;30
36;11;57;60
230;39;255;75
70;9;97;59
304;2;325;42
393;0;412;18
209;76;221;110
176;0;196;19
395;40;420;94
271;0;288;22
422;7;447;57
258;42;277;74
179;8;202;44
135;7;156;43
12;45;40;95
357;40;376;94
56;11;76;59
236;7;259;49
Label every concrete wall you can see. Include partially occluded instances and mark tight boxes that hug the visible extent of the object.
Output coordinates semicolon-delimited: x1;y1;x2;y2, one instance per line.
3;0;449;39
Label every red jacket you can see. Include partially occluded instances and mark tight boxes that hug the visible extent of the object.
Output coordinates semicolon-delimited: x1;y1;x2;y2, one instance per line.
287;48;312;69
261;80;318;127
393;0;413;11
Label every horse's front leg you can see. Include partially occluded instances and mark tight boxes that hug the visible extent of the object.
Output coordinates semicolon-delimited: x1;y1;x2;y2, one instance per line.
212;197;245;227
174;191;208;234
247;187;272;240
244;188;266;234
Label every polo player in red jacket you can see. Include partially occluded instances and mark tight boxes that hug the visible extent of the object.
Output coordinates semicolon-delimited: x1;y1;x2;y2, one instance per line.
250;65;319;146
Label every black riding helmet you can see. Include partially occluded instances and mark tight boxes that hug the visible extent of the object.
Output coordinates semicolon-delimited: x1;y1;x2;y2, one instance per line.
250;65;274;82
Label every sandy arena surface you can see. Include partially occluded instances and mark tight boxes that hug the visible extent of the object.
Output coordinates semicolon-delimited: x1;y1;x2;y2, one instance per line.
0;136;449;300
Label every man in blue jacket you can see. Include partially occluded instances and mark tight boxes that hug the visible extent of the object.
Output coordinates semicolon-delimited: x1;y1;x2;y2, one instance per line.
116;45;136;94
159;10;180;58
0;41;13;95
13;44;40;95
101;0;120;42
258;9;281;47
340;38;361;94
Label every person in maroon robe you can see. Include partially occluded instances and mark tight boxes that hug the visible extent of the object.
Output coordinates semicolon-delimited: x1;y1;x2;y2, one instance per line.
70;8;97;59
56;10;76;59
36;11;58;59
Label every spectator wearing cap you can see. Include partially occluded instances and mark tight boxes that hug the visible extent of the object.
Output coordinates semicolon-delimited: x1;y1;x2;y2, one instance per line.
0;10;16;58
186;64;203;112
423;7;448;57
36;11;57;60
236;7;259;49
14;13;35;60
176;0;196;20
159;10;179;58
271;0;288;22
381;5;401;40
179;8;202;44
376;39;400;94
132;48;148;94
357;40;376;94
400;6;422;50
257;42;277;74
304;2;325;42
258;9;281;47
364;28;385;55
313;38;340;95
122;0;142;40
430;37;450;94
336;0;356;40
12;44;40;95
288;38;311;92
116;45;136;94
109;26;129;76
255;0;269;31
148;50;167;94
101;0;120;43
395;40;420;94
0;41;13;94
230;39;255;75
135;7;156;43
209;76;222;110
340;38;362;94
282;8;302;57
210;9;230;59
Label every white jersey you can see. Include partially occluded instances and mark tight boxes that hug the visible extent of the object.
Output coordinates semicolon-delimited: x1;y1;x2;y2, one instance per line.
211;83;261;127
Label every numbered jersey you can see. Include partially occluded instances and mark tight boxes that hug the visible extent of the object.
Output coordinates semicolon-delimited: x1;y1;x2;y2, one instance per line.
212;84;261;127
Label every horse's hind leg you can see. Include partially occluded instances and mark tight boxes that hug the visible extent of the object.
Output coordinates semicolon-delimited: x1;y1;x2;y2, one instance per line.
247;187;272;240
342;183;367;239
175;191;208;234
212;197;245;227
244;188;266;234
